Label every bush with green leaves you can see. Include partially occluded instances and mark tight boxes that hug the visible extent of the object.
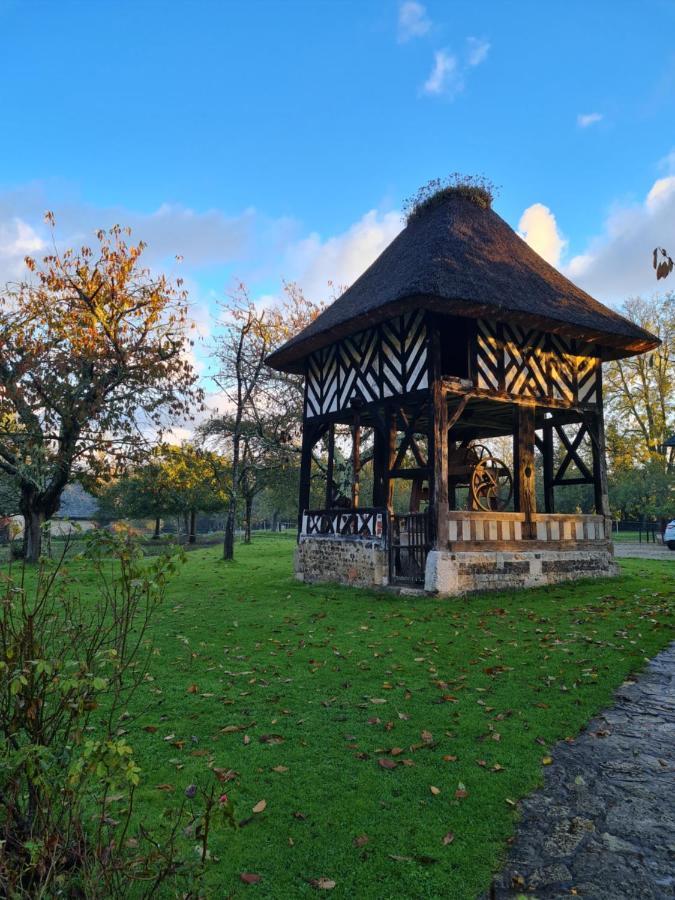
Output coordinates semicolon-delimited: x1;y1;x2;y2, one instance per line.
0;531;234;897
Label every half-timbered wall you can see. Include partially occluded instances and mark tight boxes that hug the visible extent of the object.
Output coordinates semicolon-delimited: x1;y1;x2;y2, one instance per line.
475;319;600;405
305;310;428;418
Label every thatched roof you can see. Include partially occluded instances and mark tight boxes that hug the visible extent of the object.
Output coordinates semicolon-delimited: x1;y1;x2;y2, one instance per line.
267;192;658;372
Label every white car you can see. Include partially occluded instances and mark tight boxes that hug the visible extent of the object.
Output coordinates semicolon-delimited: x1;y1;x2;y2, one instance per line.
664;520;675;551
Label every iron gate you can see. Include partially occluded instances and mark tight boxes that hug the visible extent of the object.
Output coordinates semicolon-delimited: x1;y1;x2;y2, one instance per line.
389;512;430;585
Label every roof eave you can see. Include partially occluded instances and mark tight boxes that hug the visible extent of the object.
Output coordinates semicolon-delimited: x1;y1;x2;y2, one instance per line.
265;294;660;373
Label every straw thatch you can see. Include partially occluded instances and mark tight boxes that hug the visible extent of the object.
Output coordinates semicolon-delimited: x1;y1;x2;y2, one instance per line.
267;192;658;372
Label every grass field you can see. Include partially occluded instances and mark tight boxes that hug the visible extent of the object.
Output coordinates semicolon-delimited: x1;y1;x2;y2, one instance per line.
31;535;675;898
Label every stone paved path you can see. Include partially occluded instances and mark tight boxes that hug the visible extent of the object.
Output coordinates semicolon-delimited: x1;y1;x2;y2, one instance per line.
490;643;675;899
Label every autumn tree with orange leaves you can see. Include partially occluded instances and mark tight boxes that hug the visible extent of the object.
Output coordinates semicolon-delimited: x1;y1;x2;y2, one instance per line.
0;217;203;561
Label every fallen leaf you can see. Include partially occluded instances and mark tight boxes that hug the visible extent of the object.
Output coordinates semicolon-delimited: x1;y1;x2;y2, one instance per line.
442;831;455;845
156;784;174;792
259;734;284;745
454;782;468;800
421;730;433;742
186;683;199;694
443;754;458;762
143;725;158;733
542;756;553;766
212;767;238;783
252;799;267;814
240;873;261;884
378;758;397;770
309;877;336;890
353;834;369;847
430;785;441;795
272;765;288;773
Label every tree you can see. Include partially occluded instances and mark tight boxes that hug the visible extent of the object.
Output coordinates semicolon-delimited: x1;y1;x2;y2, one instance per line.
97;444;230;542
0;219;202;560
603;294;674;465
207;282;323;559
608;456;674;521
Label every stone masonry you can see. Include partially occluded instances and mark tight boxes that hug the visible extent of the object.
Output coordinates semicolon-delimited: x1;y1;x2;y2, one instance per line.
425;546;619;596
295;536;388;588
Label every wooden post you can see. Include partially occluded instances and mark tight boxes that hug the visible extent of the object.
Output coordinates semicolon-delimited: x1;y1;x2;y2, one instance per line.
448;439;457;511
325;423;335;508
297;423;314;537
385;408;397;514
514;403;536;538
372;418;387;508
431;381;449;549
543;417;555;513
351;411;361;509
588;410;611;518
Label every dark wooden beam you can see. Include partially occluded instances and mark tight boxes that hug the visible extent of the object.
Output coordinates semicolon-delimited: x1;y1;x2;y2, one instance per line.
351;411;361;509
325;423;335;507
372;419;387;507
542;419;555;513
513;404;537;538
431;382;449;550
585;410;611;518
297;423;317;536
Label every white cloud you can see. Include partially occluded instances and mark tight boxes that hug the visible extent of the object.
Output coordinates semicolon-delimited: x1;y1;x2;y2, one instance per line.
518;203;567;268
421;37;490;98
422;50;461;97
565;173;675;301
0;218;45;282
398;1;431;42
466;37;490;67
285;209;403;302
577;112;603;128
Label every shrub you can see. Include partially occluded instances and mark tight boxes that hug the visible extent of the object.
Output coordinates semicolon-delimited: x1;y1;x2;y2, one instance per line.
0;532;233;897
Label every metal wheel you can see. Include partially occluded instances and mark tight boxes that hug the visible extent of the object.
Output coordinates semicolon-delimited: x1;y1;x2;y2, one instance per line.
470;457;513;512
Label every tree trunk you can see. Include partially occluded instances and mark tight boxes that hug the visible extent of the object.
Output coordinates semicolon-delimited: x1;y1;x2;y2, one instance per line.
189;509;197;544
153;516;161;539
272;509;279;533
224;433;240;561
243;496;252;544
21;500;46;563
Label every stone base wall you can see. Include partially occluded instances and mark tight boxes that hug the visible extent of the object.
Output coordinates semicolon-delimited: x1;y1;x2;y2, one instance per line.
424;545;619;596
295;537;388;588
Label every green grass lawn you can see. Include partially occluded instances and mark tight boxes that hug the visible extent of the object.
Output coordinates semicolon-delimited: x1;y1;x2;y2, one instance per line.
49;536;675;898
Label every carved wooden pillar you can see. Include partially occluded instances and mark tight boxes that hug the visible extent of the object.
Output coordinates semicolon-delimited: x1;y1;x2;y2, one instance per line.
514;403;537;538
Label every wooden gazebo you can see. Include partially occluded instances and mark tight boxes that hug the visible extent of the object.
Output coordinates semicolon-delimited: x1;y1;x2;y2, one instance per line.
266;189;659;595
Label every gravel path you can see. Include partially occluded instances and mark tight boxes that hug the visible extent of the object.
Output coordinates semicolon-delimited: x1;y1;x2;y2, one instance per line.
613;543;673;561
489;643;675;899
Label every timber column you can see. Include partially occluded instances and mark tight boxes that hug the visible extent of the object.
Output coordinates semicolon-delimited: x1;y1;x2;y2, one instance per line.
429;330;449;549
513;403;537;539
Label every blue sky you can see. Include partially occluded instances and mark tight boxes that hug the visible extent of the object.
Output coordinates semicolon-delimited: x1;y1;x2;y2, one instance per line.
2;0;675;367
